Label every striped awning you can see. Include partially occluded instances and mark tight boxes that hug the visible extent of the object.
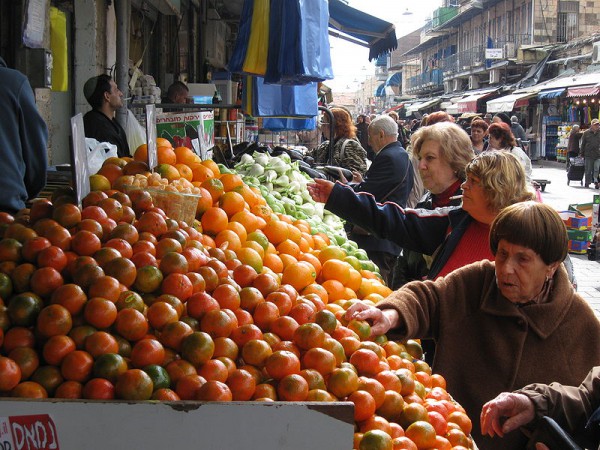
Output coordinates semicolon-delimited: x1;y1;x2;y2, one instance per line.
566;85;600;97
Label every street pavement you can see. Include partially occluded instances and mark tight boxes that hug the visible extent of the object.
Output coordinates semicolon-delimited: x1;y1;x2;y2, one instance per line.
531;159;600;316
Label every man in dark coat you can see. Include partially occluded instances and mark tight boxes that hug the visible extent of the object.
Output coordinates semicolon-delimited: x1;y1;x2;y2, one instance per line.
83;74;130;157
346;114;414;285
0;56;48;213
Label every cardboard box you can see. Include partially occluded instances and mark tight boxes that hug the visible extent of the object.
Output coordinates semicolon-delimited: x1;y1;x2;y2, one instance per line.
559;210;593;229
568;239;589;254
567;229;593;242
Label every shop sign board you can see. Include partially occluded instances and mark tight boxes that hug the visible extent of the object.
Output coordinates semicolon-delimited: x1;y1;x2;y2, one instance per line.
485;48;504;59
156;111;215;160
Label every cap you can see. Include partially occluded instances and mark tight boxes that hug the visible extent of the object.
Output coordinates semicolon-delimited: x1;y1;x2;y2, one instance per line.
83;76;101;103
511;116;519;123
592;119;600;125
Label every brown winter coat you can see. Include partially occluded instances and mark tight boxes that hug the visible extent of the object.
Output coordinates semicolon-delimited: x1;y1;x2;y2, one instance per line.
377;260;600;450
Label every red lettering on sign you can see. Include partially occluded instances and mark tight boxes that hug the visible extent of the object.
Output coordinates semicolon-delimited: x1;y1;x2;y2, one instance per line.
8;415;59;450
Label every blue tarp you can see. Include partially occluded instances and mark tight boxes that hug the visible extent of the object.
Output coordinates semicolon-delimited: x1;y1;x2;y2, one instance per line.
385;72;402;87
328;0;397;61
374;83;386;97
537;88;566;99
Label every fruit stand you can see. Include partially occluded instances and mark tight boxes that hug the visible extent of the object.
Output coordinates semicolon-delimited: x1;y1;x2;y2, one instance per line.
0;136;476;450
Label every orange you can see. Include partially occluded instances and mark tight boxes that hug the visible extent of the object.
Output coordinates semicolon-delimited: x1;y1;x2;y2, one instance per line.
235;247;263;273
157;146;177;165
219;173;243;192
175;163;193;181
196;380;232;401
264;350;301;380
302;348;336;377
191;164;215;183
349;390;377;422
318;245;347;264
134;144;148;162
156;137;172;148
320;259;352;285
404;421;436;450
277;373;309;401
174;146;199;165
181;331;215;367
115;369;154;400
241;339;272;367
359;430;393;450
281;261;316;292
218;191;246;218
226;368;256;401
201;207;229;236
201;178;224;203
199;159;220;176
262;219;289;245
327;366;359;398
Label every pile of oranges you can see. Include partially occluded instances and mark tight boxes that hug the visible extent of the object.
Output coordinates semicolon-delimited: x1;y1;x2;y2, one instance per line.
0;152;474;450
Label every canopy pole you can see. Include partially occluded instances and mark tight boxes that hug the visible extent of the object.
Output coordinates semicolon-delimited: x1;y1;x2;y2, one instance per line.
327;29;370;48
115;0;131;129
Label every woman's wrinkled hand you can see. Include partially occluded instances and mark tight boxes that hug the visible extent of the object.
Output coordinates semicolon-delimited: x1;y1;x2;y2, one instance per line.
307;178;335;203
343;302;397;336
480;392;535;438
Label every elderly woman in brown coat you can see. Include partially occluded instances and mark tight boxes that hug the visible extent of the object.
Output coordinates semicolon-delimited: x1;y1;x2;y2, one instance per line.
344;201;600;450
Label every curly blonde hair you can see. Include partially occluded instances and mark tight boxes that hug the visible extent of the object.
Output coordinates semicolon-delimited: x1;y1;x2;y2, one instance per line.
466;150;535;212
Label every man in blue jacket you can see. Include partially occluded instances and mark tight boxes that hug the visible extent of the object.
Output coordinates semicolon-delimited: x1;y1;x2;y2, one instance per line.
0;56;48;214
345;114;414;285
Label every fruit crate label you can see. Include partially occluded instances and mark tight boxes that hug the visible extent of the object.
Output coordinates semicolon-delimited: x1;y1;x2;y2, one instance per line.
0;414;60;450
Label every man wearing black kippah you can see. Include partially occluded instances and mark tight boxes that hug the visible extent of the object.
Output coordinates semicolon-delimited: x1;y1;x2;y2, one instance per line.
83;74;130;157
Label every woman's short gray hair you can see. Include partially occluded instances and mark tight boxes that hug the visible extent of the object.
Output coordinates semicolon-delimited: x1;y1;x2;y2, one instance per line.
370;115;399;138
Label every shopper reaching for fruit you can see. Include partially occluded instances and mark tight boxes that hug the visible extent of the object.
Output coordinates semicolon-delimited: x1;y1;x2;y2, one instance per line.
481;366;600;449
342;201;600;450
308;150;534;281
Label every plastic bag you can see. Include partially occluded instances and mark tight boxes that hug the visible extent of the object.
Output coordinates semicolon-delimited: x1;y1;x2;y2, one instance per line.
86;138;118;174
124;109;146;153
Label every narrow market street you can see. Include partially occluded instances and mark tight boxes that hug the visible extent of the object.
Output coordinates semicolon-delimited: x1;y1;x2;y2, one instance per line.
532;160;600;315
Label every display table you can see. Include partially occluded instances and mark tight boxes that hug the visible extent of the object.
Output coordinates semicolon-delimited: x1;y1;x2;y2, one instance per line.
0;399;354;450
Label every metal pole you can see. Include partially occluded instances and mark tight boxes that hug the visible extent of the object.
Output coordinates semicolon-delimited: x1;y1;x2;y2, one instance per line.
115;0;130;128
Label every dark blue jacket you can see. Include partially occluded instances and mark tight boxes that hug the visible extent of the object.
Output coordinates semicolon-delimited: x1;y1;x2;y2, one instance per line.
0;57;48;213
327;182;473;279
348;141;413;255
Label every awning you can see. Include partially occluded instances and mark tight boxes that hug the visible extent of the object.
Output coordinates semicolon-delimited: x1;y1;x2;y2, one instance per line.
567;85;600;97
486;92;537;113
329;0;398;61
418;98;442;111
374;83;386;97
405;102;425;114
406;98;440;113
537;88;565;99
385;72;402;87
456;89;497;113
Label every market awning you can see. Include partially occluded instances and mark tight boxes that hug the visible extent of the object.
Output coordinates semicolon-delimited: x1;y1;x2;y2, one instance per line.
486;92;537;113
537;88;565;99
374;83;386;97
328;0;398;61
567;85;600;98
385;72;402;87
405;102;424;114
456;89;497;113
406;98;440;113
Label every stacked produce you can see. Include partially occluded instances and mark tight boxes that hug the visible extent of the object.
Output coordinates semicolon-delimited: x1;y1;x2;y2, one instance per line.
0;142;474;450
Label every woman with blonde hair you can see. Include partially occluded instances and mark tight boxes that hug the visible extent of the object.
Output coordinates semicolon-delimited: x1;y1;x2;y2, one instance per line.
308;150;535;280
309;107;367;175
392;122;475;287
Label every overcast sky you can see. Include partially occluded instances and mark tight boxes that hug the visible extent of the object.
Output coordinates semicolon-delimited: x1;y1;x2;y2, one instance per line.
327;0;442;92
